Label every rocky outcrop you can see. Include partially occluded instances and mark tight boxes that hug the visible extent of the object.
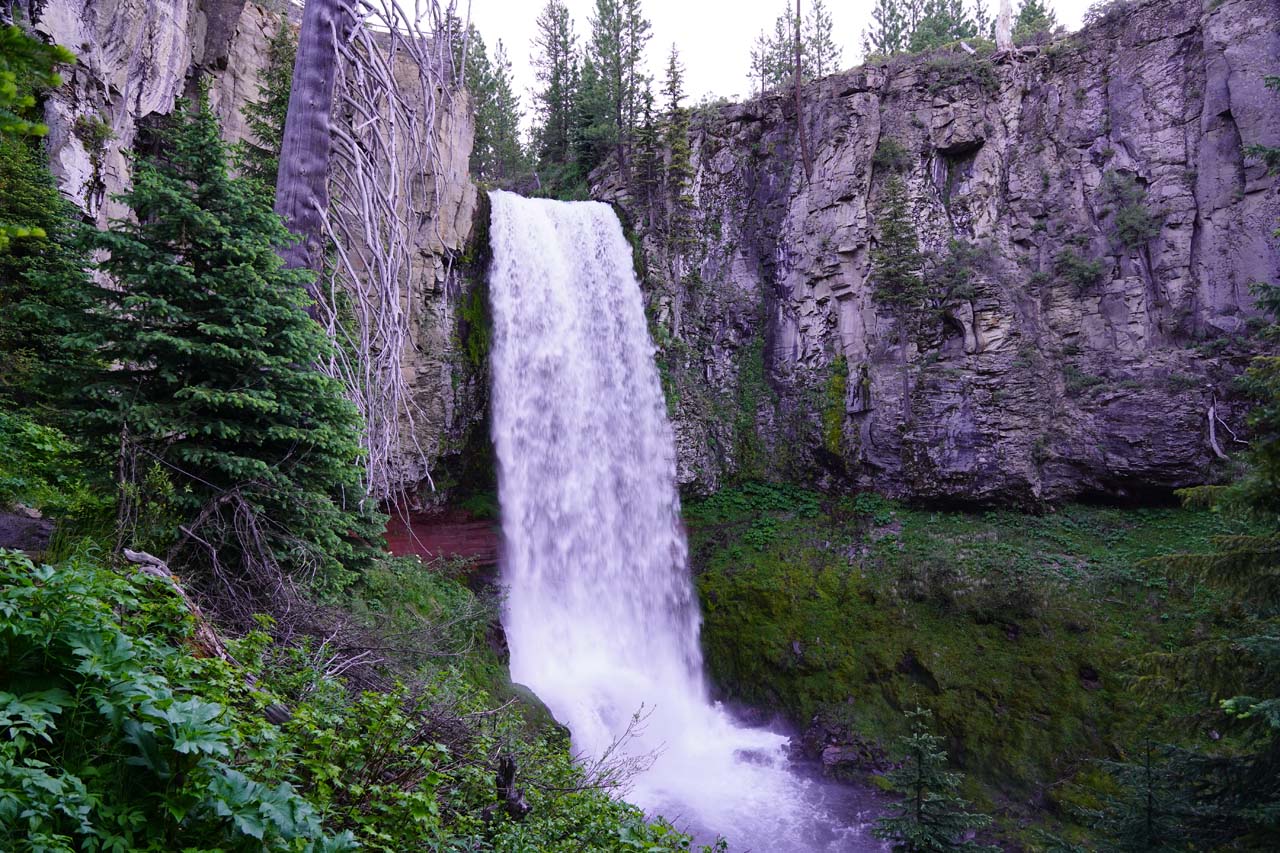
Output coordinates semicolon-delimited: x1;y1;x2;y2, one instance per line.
599;0;1280;504
24;0;283;224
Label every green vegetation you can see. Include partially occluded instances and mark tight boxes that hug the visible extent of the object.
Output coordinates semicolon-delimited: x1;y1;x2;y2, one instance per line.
74;93;377;589
236;14;294;190
873;135;913;173
1054;245;1105;294
0;547;709;852
687;484;1259;843
1099;170;1162;249
822;356;849;456
1014;0;1058;45
874;708;998;852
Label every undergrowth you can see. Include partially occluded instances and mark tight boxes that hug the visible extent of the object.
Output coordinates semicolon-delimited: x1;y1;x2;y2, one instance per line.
685;483;1254;846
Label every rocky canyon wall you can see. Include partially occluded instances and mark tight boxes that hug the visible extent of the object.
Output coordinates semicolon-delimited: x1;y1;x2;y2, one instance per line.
598;0;1280;505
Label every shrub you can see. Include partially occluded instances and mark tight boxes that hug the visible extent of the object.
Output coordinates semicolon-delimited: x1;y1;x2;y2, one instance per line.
874;135;913;173
1099;171;1162;249
1055;246;1106;294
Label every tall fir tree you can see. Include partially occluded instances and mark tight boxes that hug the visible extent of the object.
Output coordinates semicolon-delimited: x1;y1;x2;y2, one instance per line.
870;171;927;420
1012;0;1057;43
661;44;694;263
74;92;377;586
863;0;910;58
0;24;86;404
0;23;74;250
467;31;528;186
236;14;295;190
909;0;977;53
873;708;998;852
584;0;651;165
804;0;842;79
1084;740;1191;852
531;0;578;170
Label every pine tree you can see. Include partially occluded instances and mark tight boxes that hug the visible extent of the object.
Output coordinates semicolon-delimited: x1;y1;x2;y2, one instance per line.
804;0;842;79
661;44;694;263
863;0;910;58
873;708;998;852
568;57;605;176
468;31;528;186
0;134;94;406
584;0;650;164
1013;0;1057;44
908;0;977;53
236;14;295;190
870;172;927;419
74;92;377;586
531;0;578;169
0;24;86;402
1084;740;1191;852
0;23;74;250
749;29;771;96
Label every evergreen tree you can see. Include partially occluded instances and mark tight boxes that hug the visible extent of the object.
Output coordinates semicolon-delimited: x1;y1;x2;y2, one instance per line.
749;29;772;96
908;0;977;53
531;0;578;169
870;172;927;418
74;92;377;586
236;14;295;190
873;708;998;852
0;23;74;250
0;134;94;406
467;31;528;186
804;0;842;79
1012;0;1057;43
571;56;614;176
0;24;86;402
661;44;694;260
863;0;910;58
1084;740;1190;852
585;0;651;164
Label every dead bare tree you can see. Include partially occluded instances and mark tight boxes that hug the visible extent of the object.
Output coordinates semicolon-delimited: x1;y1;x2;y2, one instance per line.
275;0;468;500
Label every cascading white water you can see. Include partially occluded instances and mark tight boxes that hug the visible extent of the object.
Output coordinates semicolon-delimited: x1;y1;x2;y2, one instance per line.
487;191;881;851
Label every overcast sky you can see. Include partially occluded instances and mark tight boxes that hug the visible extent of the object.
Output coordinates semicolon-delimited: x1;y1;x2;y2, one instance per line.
466;0;1095;128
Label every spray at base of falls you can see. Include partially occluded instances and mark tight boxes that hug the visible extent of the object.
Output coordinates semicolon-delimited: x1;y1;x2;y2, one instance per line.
486;191;881;851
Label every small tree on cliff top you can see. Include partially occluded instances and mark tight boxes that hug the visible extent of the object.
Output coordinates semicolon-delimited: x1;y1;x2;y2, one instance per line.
76;92;377;589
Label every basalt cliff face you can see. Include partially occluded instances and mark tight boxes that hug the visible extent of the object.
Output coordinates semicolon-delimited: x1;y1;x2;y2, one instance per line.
598;0;1280;504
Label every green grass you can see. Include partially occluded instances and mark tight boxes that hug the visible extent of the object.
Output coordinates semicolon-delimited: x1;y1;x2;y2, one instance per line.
685;484;1252;840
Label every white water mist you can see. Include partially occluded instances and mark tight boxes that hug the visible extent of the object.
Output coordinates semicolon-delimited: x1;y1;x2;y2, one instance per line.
486;191;879;851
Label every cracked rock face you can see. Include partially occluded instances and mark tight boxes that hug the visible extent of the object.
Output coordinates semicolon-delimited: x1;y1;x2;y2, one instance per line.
598;0;1280;505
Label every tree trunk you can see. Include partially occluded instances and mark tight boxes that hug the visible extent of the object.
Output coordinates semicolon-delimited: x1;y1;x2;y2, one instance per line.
899;322;911;425
793;0;813;182
274;0;347;310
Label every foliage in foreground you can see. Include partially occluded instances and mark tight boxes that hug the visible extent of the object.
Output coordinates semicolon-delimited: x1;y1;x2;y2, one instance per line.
72;92;378;589
0;548;707;853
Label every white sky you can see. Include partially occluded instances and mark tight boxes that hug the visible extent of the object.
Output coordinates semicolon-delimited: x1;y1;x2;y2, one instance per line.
466;0;1094;126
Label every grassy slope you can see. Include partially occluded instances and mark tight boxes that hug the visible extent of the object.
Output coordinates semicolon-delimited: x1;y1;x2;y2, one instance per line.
686;483;1249;839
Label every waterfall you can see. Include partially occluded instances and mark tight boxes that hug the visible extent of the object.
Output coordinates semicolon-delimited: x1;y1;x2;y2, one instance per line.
486;191;880;851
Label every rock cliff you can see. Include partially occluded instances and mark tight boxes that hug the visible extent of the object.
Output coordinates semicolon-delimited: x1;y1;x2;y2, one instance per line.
599;0;1280;504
